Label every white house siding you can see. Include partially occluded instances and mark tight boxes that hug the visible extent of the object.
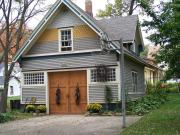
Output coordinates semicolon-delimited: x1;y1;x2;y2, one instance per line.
8;78;21;97
0;63;21;97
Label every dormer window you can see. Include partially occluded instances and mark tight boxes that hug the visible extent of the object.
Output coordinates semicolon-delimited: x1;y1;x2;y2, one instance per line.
59;28;73;52
123;43;133;52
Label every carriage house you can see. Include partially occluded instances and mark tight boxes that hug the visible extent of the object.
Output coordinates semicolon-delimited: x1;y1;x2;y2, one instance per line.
13;0;146;114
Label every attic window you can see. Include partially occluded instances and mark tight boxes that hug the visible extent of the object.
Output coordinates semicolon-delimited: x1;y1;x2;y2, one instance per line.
59;28;73;52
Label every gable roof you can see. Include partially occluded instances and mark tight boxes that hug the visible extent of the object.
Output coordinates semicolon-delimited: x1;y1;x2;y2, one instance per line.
13;0;109;62
13;0;145;65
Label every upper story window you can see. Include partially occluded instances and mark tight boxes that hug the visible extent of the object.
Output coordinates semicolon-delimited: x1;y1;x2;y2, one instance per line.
59;28;73;52
23;72;44;85
132;71;137;92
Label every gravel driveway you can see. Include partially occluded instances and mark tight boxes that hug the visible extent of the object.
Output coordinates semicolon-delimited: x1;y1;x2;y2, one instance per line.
0;115;140;135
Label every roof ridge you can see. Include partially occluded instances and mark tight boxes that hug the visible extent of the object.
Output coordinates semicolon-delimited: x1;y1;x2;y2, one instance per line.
96;15;138;21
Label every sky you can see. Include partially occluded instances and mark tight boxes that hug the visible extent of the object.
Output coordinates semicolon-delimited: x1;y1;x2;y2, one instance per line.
28;0;152;45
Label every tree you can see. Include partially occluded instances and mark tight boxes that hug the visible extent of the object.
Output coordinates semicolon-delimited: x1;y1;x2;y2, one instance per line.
140;45;148;58
97;0;123;17
0;0;48;113
142;0;180;80
97;0;153;17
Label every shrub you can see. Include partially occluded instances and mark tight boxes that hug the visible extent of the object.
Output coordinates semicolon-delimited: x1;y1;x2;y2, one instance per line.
25;105;36;113
127;92;168;115
87;103;103;113
0;113;13;123
105;86;112;103
36;105;46;113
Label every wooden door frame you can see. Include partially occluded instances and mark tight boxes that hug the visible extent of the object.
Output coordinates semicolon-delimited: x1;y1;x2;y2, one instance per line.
47;69;88;114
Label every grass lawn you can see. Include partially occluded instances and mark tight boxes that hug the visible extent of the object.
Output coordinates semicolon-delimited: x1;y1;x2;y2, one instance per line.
0;110;35;123
120;94;180;135
9;110;34;120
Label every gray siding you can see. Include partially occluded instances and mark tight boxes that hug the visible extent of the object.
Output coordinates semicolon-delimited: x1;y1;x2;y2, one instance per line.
124;56;145;96
21;86;46;104
48;9;85;28
73;37;101;51
27;37;101;55
28;41;59;55
21;53;118;71
89;84;119;103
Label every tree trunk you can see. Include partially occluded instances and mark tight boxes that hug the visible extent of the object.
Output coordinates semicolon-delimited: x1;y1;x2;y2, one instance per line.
0;87;8;113
0;39;10;113
129;0;135;15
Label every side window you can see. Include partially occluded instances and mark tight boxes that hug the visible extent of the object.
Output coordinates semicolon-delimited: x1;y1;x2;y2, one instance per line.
59;28;73;52
132;71;137;92
10;86;14;95
23;72;44;85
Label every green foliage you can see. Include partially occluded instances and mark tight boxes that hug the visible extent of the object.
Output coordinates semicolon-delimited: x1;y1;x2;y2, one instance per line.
97;0;123;17
0;111;34;123
36;105;46;113
127;92;168;115
145;81;168;94
142;1;180;79
121;94;180;135
97;0;153;17
25;105;36;113
105;86;112;104
87;103;103;113
0;112;13;123
140;45;148;58
166;83;180;93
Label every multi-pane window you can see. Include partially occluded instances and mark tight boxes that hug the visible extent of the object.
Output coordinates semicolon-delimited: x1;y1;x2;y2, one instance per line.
24;73;44;85
132;71;137;92
60;29;72;51
91;68;116;82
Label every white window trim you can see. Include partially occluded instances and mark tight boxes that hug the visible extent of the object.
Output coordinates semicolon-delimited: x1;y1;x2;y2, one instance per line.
22;72;45;87
58;27;73;52
132;71;138;92
89;67;119;84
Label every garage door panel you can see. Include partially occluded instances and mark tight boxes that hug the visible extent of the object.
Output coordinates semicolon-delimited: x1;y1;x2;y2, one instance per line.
49;70;87;114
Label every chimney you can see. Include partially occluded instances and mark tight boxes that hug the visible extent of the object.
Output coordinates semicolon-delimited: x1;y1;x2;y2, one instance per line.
85;0;93;16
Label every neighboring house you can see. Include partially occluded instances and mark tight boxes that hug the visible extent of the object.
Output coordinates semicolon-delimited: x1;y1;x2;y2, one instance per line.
144;59;164;84
144;45;164;84
12;0;146;114
0;63;21;97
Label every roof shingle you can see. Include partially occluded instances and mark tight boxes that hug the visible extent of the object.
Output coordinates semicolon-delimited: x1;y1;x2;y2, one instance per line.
96;15;138;41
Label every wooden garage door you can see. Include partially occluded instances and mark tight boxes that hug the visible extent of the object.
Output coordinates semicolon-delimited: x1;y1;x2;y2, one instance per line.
49;70;87;114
